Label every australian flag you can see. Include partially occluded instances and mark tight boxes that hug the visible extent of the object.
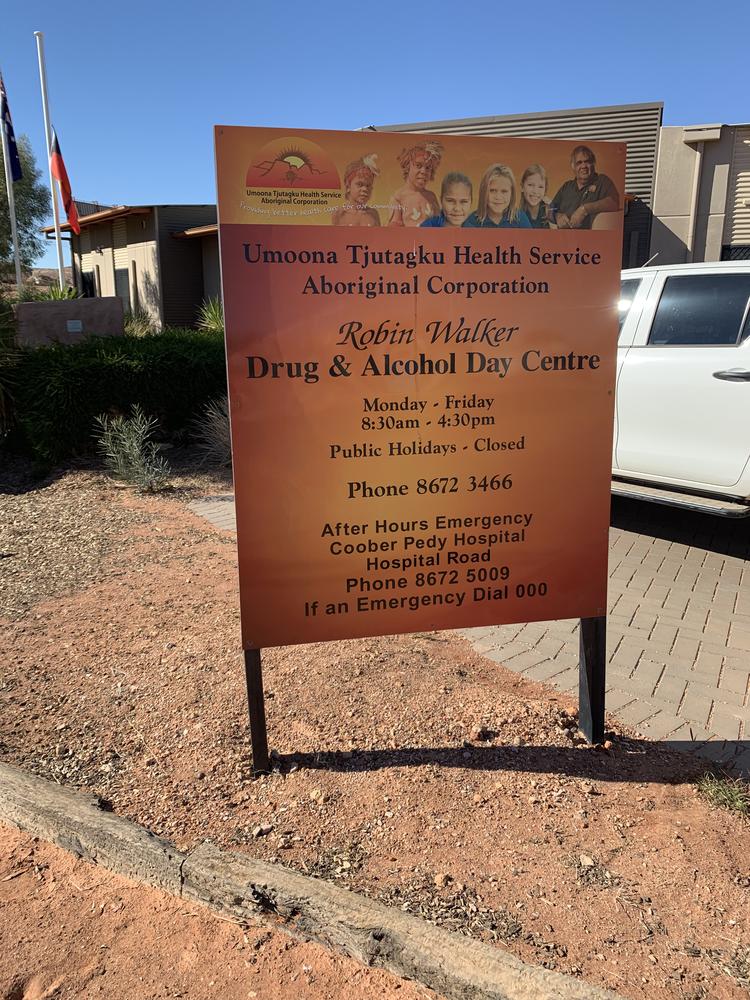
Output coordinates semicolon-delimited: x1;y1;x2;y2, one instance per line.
0;74;23;183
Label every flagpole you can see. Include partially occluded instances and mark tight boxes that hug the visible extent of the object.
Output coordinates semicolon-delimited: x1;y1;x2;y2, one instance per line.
0;91;22;291
34;30;65;289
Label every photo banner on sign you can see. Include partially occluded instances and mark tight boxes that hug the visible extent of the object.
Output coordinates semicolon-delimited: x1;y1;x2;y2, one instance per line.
215;126;626;650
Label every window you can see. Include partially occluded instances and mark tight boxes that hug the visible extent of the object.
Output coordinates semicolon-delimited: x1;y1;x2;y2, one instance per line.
114;268;130;311
81;272;96;298
618;278;641;335
648;274;750;346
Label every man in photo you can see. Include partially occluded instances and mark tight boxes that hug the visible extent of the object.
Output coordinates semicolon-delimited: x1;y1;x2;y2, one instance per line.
552;145;619;230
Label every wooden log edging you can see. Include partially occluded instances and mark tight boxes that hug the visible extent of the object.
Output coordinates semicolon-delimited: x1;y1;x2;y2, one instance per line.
0;763;622;1000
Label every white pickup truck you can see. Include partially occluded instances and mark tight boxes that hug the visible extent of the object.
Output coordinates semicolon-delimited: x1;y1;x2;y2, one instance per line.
614;260;750;517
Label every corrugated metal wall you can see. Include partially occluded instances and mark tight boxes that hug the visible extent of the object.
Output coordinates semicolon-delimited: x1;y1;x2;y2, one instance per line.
79;228;92;278
723;127;750;252
75;201;113;218
375;103;663;267
155;205;217;327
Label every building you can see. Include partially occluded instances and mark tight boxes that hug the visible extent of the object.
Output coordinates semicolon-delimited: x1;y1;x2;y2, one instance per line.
373;102;664;268
650;124;750;263
374;104;750;267
50;104;750;325
43;203;216;328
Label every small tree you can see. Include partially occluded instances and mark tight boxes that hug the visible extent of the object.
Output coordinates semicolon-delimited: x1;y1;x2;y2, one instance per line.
0;135;52;276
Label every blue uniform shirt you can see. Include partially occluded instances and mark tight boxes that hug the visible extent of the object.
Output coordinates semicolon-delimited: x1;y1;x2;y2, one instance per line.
462;210;532;229
420;213;448;227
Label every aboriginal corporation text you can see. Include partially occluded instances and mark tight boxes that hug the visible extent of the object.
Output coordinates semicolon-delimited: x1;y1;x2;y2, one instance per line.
242;241;603;299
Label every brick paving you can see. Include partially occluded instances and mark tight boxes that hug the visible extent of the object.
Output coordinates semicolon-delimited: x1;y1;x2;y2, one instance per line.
189;494;237;533
189;493;749;776
463;497;750;776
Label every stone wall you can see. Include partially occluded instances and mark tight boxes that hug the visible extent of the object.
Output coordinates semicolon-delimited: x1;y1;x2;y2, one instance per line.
16;297;124;347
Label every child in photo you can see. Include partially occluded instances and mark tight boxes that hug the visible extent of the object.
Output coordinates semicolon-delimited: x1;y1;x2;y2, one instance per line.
463;164;531;228
332;155;381;226
519;164;553;229
421;172;473;228
388;141;443;226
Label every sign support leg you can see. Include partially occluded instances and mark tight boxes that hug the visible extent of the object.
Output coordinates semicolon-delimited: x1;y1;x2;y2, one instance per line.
244;648;270;774
579;616;606;744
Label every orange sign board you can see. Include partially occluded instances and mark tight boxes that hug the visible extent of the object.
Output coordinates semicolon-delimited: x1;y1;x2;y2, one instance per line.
215;126;625;649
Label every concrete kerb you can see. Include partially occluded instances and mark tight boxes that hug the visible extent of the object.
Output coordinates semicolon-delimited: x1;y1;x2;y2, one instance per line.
0;762;622;1000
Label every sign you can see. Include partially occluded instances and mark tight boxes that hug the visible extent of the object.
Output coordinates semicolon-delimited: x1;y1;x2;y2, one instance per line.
215;127;625;650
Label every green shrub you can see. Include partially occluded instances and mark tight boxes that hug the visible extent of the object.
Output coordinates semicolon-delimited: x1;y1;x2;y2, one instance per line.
0;290;17;437
18;284;81;301
197;297;224;334
124;306;157;338
191;394;231;466
697;771;749;820
0;323;18;441
10;328;227;463
95;404;171;492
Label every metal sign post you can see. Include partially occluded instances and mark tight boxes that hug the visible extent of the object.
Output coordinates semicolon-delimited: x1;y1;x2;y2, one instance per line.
578;615;607;744
244;649;270;775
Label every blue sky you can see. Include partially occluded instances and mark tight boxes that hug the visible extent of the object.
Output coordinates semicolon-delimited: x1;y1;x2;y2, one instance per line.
3;0;749;267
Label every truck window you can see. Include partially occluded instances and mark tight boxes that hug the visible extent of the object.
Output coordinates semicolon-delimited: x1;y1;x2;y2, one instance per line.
618;278;641;337
648;274;750;346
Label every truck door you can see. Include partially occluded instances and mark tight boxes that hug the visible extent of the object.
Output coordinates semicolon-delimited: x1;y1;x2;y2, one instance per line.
614;269;750;491
614;273;654;465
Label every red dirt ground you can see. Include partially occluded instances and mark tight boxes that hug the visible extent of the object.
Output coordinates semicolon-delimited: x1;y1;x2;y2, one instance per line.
2;471;749;999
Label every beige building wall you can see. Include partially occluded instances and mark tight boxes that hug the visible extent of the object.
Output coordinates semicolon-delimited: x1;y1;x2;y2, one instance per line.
650;125;737;264
125;214;161;326
723;127;750;250
87;222;117;297
127;242;161;324
73;212;162;327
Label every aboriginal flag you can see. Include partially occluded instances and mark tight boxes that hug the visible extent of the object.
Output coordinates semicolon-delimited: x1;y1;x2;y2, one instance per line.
0;74;23;183
50;127;80;235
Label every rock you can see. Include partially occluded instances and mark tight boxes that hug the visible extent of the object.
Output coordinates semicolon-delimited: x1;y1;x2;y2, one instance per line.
434;873;451;888
579;854;595;868
252;824;273;838
512;736;523;747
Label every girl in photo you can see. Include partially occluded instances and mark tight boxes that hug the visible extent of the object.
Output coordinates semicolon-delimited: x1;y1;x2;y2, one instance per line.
519;164;553;229
332;155;381;226
421;172;473;227
463;164;531;228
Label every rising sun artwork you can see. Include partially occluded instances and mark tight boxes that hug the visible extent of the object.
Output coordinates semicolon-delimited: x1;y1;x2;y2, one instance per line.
246;137;341;189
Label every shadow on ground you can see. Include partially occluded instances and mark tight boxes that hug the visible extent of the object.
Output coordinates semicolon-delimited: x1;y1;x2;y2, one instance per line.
611;495;750;559
275;738;749;782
